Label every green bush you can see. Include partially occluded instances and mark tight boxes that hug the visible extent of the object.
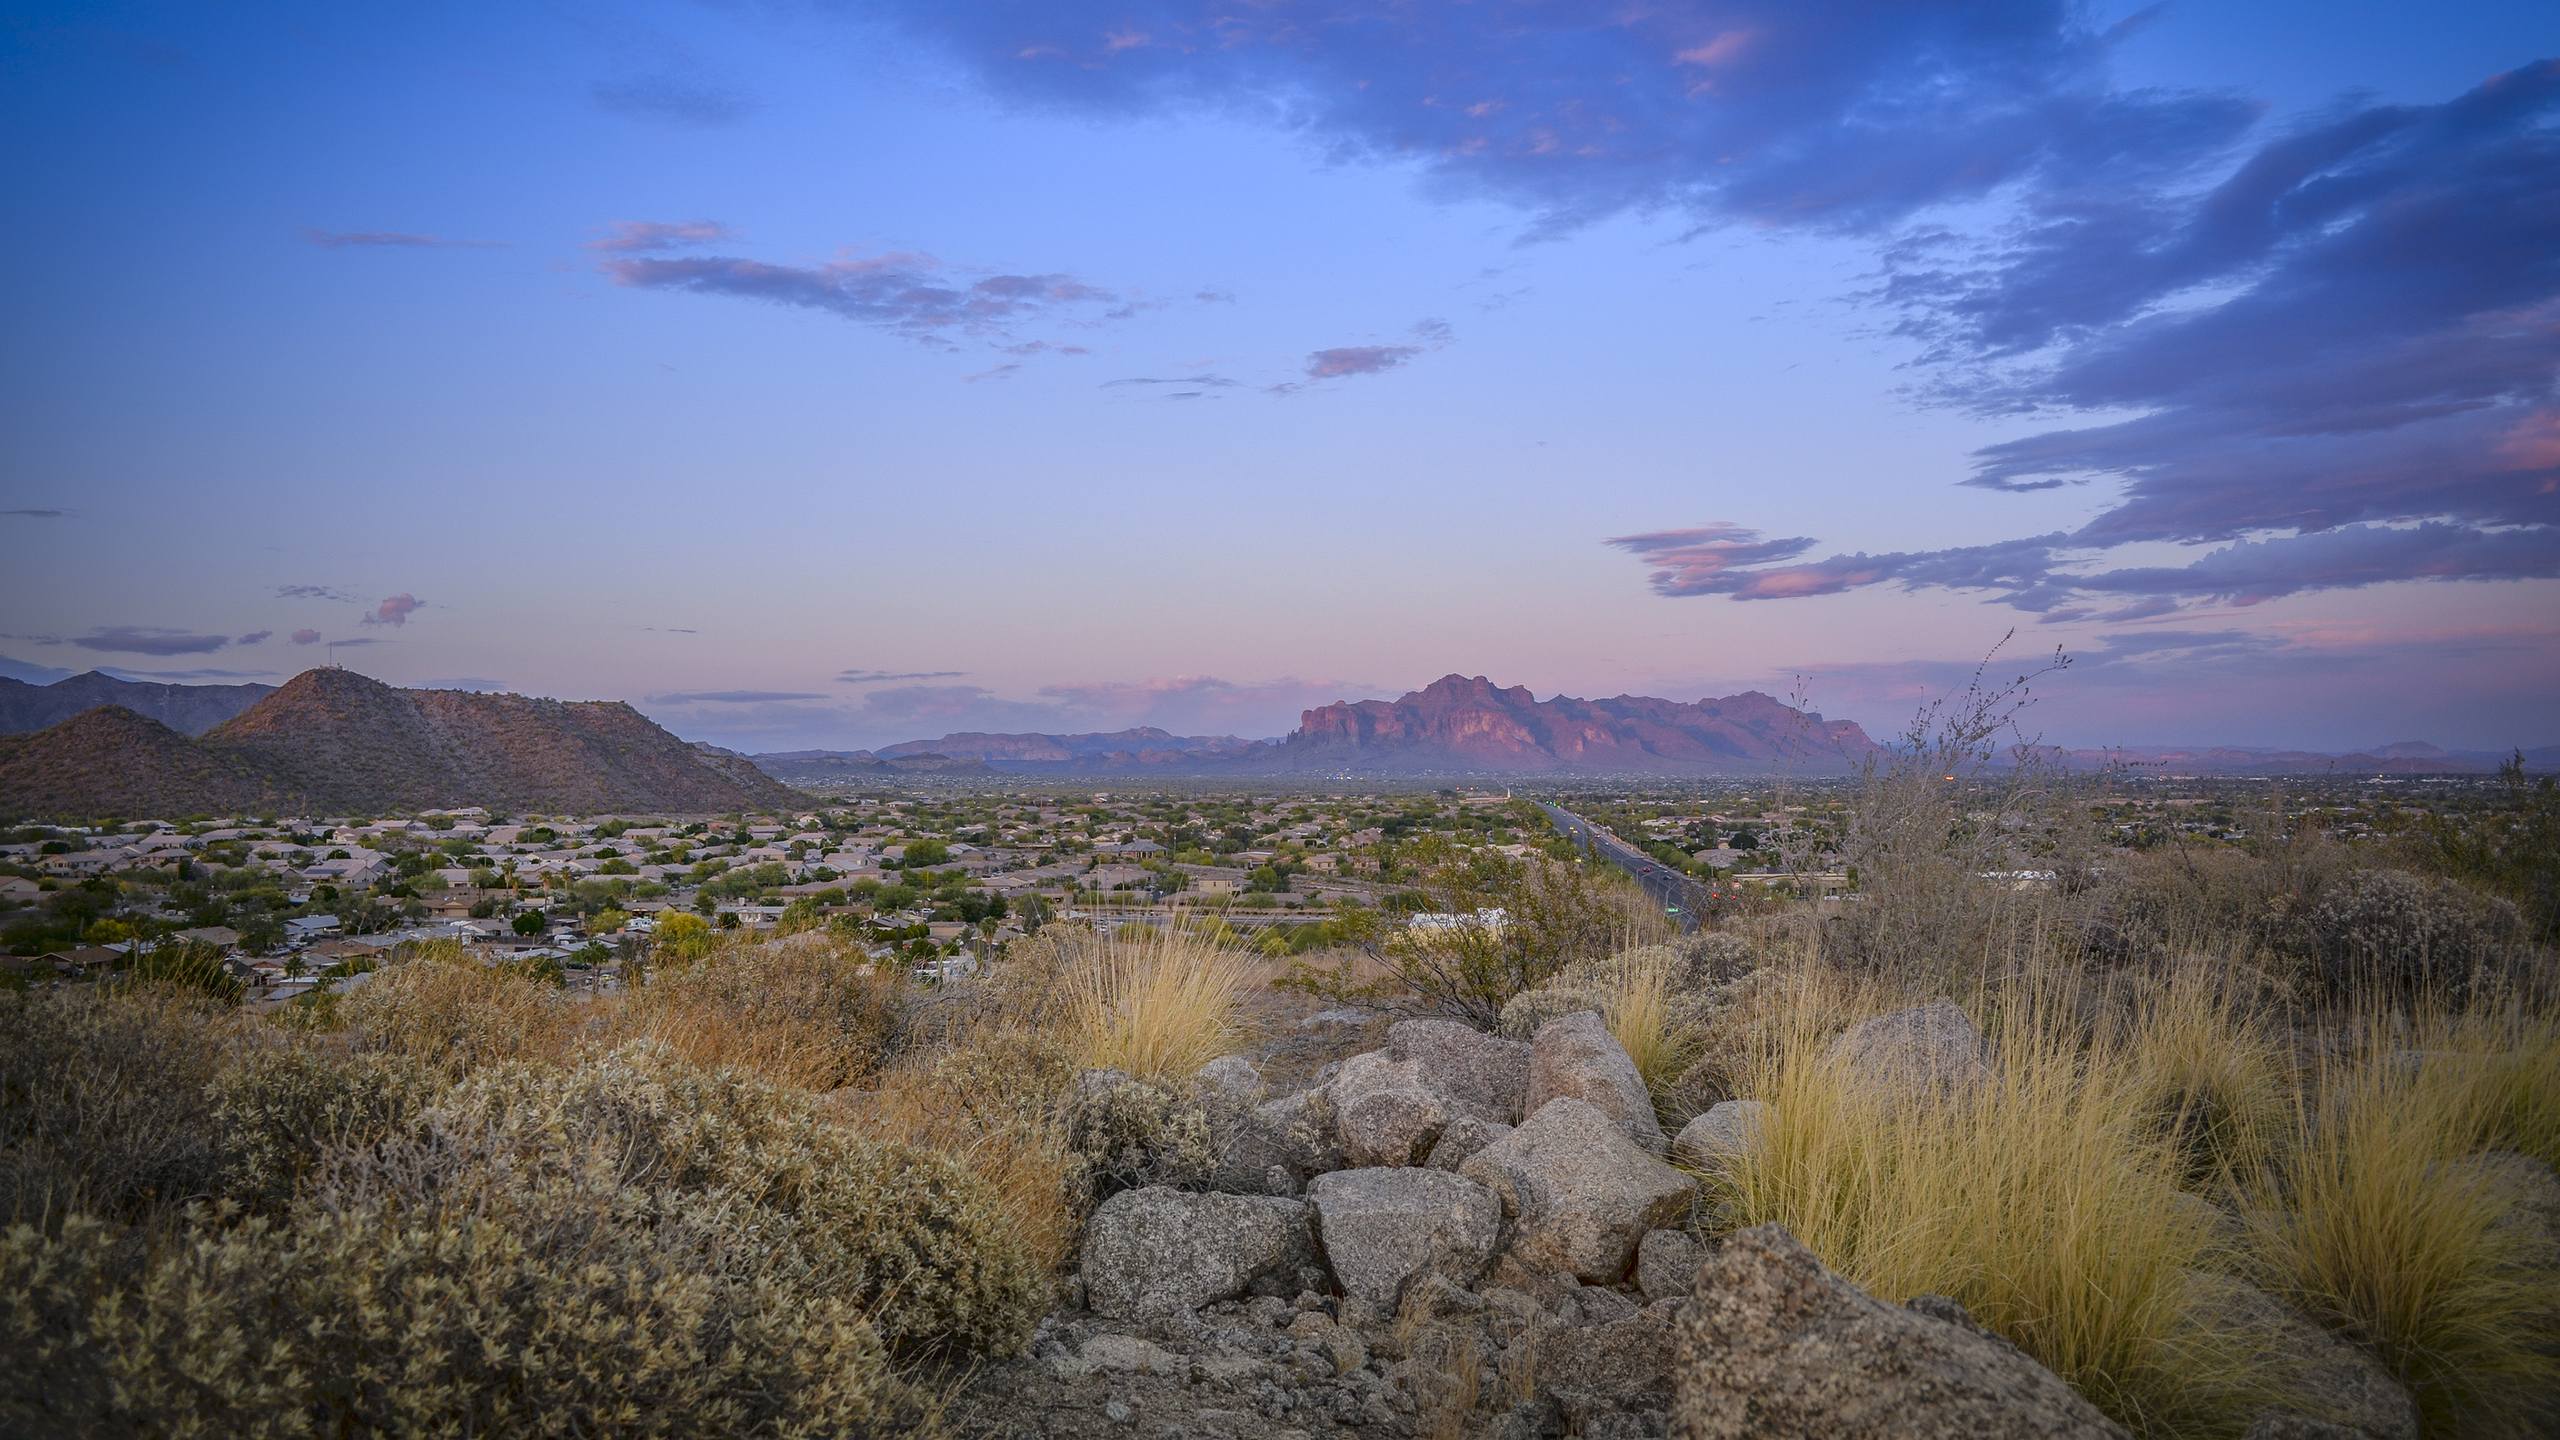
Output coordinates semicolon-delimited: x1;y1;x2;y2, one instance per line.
207;1045;434;1211
2298;868;2524;999
1063;1070;1218;1207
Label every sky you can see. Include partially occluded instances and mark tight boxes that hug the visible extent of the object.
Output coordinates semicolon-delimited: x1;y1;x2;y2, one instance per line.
1;1;2554;754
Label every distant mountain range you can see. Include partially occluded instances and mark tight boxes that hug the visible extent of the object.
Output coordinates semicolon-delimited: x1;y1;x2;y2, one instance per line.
0;671;274;736
2041;740;2560;777
0;669;800;818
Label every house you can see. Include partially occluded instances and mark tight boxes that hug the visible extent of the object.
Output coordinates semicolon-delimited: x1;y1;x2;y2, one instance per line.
286;914;343;942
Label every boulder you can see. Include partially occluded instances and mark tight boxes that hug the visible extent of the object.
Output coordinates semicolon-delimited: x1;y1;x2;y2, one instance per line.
1637;1228;1704;1303
1673;1224;2129;1439
1307;1167;1502;1309
1193;1053;1267;1106
1210;1086;1343;1194
1672;1100;1765;1171
1327;1051;1451;1167
1459;1096;1696;1284
1537;1300;1683;1406
1821;1000;1992;1101
1526;1011;1666;1152
1387;1017;1532;1122
2185;1271;2416;1440
1080;1186;1319;1319
1424;1114;1513;1172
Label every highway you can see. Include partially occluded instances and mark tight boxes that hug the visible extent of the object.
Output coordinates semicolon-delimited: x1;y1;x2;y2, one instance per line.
1534;801;1706;933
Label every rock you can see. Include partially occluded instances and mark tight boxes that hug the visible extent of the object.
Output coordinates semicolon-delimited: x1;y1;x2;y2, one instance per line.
1637;1228;1703;1303
2244;1414;2368;1439
1566;1284;1640;1325
1387;1017;1533;1122
1526;1011;1667;1152
1326;1051;1452;1167
1078;1334;1182;1376
1671;1100;1765;1171
1821;1000;1992;1102
1195;1054;1267;1106
1538;1301;1682;1405
1211;1087;1343;1194
2458;1149;2560;1277
1424;1114;1513;1172
1397;1271;1489;1328
1307;1167;1502;1309
1081;1187;1319;1320
2185;1271;2416;1440
1460;1096;1697;1284
1673;1224;2129;1438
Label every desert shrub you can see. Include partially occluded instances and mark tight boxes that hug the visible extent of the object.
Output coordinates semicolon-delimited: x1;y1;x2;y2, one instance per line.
1062;925;1252;1081
1062;1071;1218;1205
2296;868;2524;1001
615;931;909;1090
0;988;235;1227
339;942;578;1074
206;1044;435;1211
0;1204;927;1439
851;1027;1086;1272
393;1044;1045;1357
2252;1031;2560;1433
1717;984;2267;1435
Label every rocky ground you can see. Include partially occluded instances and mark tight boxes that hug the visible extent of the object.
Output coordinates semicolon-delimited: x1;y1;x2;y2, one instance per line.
941;984;2553;1439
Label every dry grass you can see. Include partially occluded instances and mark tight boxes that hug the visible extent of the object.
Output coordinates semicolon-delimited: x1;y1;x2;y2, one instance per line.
2120;963;2291;1189
609;932;906;1090
1600;951;1704;1118
1062;924;1254;1082
2252;1013;2560;1433
1718;974;2266;1435
340;941;579;1073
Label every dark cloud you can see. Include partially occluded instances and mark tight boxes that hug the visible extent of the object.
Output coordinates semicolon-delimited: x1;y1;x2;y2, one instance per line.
302;229;500;249
289;628;323;645
236;630;272;645
602;250;1126;345
103;666;276;681
644;626;702;635
836;668;967;684
276;583;358;603
361;594;426;627
1617;62;2560;616
586;219;735;254
964;362;1023;383
593;73;755;126
31;626;239;656
647;689;830;704
870;2;2250;239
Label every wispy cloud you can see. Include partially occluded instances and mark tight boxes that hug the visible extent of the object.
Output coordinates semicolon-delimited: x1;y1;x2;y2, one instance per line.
836;668;967;684
648;689;830;704
602;248;1128;346
361;593;426;627
8;625;240;656
235;630;272;645
102;665;276;681
1303;318;1454;381
593;73;754;126
586;219;735;254
302;228;501;250
289;629;322;645
276;583;359;603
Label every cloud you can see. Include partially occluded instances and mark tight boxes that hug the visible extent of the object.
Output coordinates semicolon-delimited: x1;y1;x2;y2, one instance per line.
290;629;323;645
1607;525;1821;594
19;626;240;656
325;637;391;648
602;249;1127;345
1616;62;2560;616
235;630;272;645
836;668;967;684
647;689;831;704
420;676;509;692
276;583;358;603
1303;318;1454;380
101;666;276;682
593;73;754;126
1;508;64;518
302;229;499;249
1105;375;1238;388
360;594;425;627
869;2;2251;239
586;219;735;254
644;626;702;635
963;362;1023;383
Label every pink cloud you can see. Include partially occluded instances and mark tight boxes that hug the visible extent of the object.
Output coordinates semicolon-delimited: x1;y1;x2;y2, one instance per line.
361;594;425;627
290;628;323;645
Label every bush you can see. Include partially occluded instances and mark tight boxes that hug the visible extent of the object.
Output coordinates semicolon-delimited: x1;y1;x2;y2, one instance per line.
614;932;908;1090
0;989;235;1227
1061;926;1252;1082
1063;1071;1218;1206
2297;868;2523;1000
339;943;577;1074
206;1045;434;1211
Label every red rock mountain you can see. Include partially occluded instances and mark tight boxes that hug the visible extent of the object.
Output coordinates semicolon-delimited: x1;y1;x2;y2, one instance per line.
0;669;800;818
1282;674;1881;774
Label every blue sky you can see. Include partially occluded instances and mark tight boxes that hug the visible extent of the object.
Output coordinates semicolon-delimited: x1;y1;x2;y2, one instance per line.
2;1;2553;752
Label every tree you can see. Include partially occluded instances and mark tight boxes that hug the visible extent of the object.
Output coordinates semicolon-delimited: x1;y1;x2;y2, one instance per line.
511;909;548;937
654;911;714;962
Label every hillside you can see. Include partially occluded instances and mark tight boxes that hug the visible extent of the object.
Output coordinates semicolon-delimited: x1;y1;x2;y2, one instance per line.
874;727;1260;770
0;669;802;818
0;670;273;736
1280;674;1882;774
750;749;995;782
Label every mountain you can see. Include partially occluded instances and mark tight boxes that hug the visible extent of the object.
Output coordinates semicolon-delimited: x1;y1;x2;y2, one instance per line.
0;670;273;736
0;669;802;818
1280;675;1882;774
2043;742;2560;776
750;748;995;782
874;727;1262;771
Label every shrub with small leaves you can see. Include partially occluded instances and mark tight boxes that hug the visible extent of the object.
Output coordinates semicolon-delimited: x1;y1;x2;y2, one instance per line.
0;988;235;1227
1063;1069;1218;1208
2299;868;2525;999
207;1044;435;1211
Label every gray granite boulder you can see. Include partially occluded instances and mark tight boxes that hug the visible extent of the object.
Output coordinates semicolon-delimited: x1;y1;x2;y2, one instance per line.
1459;1096;1696;1284
1424;1113;1513;1172
1193;1053;1267;1106
1636;1227;1704;1303
1526;1010;1666;1152
1307;1166;1502;1308
1672;1099;1765;1171
1387;1016;1533;1122
1209;1085;1343;1194
1821;1000;1992;1102
2186;1271;2416;1440
1327;1050;1452;1167
1673;1224;2128;1438
1080;1186;1319;1319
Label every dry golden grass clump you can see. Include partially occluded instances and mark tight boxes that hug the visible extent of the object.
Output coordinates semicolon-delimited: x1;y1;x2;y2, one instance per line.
339;940;580;1073
1060;923;1253;1082
611;930;909;1090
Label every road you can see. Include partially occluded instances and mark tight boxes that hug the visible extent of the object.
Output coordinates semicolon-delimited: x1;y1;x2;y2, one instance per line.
1534;801;1706;933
